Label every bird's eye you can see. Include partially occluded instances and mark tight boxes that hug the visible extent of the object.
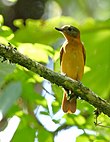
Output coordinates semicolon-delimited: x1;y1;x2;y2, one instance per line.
68;27;72;31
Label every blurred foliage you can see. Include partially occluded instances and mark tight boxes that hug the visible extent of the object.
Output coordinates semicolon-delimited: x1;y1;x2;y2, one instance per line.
0;0;110;141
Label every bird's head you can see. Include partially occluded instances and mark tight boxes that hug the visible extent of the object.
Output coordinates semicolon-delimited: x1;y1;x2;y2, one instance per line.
55;25;80;40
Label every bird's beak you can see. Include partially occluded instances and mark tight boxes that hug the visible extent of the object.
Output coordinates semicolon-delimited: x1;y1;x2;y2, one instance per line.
55;27;63;32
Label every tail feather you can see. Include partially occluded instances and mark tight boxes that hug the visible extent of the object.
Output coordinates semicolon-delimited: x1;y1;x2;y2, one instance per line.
62;91;76;113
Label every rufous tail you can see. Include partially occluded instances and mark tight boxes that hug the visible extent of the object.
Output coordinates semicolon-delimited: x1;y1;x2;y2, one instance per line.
62;91;76;113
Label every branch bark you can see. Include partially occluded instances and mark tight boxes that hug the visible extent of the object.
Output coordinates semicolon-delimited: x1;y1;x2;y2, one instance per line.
0;43;110;117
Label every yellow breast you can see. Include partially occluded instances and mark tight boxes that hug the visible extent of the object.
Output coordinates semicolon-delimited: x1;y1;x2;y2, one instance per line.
61;42;84;80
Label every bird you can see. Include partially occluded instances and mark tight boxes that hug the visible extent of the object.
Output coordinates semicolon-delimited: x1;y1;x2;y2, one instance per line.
55;25;86;113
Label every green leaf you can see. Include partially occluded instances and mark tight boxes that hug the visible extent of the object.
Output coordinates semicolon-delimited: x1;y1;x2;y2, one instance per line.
18;43;53;63
40;111;49;115
21;82;47;108
52;84;63;103
76;134;90;142
51;84;63;113
0;60;16;86
38;127;53;142
52;100;60;114
52;118;61;124
12;114;36;142
13;19;24;29
0;36;8;44
54;56;61;73
74;115;86;125
12;125;35;142
0;82;22;119
0;15;4;25
63;114;75;125
0;26;14;39
21;82;39;102
35;95;47;108
13;66;43;83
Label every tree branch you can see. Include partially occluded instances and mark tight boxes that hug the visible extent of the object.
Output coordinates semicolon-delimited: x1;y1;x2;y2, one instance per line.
0;43;110;117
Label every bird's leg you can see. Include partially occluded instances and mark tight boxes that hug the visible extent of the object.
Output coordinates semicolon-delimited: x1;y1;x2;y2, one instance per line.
69;91;78;101
67;90;72;100
78;81;82;86
64;89;76;101
62;73;72;100
61;72;67;77
64;89;70;100
64;74;79;100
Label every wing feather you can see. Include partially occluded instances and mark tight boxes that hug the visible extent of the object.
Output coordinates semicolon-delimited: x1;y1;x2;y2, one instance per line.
82;44;86;65
60;47;64;65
